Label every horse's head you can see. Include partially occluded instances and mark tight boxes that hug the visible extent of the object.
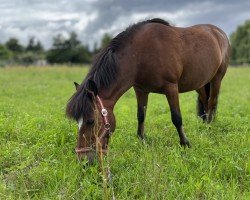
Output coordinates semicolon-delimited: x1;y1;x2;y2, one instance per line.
67;80;113;164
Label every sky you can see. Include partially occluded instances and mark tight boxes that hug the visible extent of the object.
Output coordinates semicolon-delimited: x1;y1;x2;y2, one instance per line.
0;0;249;49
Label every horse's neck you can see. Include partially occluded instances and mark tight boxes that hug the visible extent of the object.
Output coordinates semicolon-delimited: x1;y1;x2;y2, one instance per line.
98;76;133;110
97;48;136;110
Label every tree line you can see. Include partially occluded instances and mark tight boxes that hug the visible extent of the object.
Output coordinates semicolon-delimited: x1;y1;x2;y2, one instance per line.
0;32;112;66
230;20;250;65
0;19;249;66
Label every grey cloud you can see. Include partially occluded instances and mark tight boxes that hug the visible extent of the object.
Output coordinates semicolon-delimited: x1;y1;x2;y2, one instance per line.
0;0;249;49
83;0;250;48
88;0;250;31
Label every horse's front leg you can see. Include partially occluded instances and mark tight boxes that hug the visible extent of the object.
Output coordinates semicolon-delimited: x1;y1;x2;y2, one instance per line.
134;87;149;140
165;84;191;148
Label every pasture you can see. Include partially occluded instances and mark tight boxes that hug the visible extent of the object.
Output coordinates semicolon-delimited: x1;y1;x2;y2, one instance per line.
0;66;249;199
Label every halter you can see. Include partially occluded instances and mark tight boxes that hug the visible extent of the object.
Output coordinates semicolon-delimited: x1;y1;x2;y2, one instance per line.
75;95;112;155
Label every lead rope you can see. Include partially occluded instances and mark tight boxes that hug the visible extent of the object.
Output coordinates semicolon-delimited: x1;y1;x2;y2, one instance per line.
96;95;116;200
97;137;115;200
107;156;115;200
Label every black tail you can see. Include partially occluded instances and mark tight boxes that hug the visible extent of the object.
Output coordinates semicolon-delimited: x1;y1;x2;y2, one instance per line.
204;83;210;101
197;83;210;121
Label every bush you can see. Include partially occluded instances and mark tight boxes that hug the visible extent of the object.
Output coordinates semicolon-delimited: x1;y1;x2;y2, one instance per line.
230;20;250;65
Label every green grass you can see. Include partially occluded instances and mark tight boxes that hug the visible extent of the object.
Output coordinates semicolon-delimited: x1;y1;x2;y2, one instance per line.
0;66;249;199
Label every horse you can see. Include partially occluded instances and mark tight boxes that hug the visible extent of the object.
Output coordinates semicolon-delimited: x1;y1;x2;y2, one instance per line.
66;18;230;163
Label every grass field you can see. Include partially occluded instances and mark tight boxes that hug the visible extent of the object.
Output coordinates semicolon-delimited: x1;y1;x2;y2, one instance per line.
0;66;249;199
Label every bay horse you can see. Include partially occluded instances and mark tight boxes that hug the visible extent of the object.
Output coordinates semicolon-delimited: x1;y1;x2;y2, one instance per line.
66;18;230;163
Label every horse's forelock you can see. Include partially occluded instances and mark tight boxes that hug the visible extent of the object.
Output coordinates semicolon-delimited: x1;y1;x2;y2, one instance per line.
66;87;93;121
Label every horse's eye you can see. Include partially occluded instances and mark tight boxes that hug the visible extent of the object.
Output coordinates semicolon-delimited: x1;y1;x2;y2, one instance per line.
86;119;94;125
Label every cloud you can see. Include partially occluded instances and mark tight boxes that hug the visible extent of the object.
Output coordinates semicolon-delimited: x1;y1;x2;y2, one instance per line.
0;0;249;49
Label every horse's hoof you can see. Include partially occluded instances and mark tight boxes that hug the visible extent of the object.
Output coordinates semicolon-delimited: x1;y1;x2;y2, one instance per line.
138;134;145;140
180;139;191;148
137;134;147;144
206;119;212;124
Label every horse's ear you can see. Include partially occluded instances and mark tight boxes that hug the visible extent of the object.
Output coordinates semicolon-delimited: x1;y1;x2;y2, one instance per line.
74;82;80;90
88;80;98;96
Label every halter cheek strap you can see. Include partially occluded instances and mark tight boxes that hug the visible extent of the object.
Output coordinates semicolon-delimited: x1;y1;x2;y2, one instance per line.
75;95;112;154
97;96;110;127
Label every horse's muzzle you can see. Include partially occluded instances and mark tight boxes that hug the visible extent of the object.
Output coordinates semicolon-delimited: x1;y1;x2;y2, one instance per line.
76;151;96;165
75;148;108;165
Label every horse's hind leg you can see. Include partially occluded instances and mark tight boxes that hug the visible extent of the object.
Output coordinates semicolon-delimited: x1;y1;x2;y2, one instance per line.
197;65;227;124
196;83;210;121
165;84;190;147
207;78;221;123
134;87;149;140
207;61;228;123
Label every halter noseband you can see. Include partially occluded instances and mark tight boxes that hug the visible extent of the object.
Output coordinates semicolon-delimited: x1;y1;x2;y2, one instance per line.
75;95;112;154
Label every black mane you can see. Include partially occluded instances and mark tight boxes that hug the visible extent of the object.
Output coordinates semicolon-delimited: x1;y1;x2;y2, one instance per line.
66;18;170;120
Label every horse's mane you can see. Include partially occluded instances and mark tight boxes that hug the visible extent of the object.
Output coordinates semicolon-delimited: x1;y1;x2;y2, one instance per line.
66;18;170;120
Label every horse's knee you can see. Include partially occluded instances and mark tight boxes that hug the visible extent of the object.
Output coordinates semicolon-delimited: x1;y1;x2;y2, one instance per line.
171;110;182;127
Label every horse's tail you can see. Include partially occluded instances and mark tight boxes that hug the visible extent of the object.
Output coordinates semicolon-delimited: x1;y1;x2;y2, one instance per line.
197;82;210;120
204;82;210;101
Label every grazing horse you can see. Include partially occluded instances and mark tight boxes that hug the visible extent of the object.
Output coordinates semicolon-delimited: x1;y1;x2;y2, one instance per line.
66;18;230;163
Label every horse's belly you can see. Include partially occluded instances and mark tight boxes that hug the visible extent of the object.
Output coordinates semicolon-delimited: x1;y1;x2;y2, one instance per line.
178;65;219;93
178;80;208;93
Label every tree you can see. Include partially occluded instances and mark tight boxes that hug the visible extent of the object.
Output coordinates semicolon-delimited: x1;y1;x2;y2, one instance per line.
230;20;250;64
35;41;44;52
92;33;112;55
46;32;91;64
101;33;112;49
0;44;13;66
5;38;24;53
67;32;81;49
51;34;67;49
0;44;12;60
92;42;99;54
26;37;44;52
26;37;35;51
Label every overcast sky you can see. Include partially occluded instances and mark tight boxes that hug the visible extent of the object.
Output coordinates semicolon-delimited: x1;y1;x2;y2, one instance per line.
0;0;249;49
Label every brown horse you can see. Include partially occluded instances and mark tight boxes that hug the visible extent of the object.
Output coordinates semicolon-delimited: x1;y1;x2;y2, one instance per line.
66;18;230;163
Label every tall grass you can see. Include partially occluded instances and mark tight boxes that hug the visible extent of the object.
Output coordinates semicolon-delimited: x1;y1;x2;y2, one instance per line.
0;66;249;199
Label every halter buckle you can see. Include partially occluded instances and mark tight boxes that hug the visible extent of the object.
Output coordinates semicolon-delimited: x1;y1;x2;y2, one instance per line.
101;108;108;116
